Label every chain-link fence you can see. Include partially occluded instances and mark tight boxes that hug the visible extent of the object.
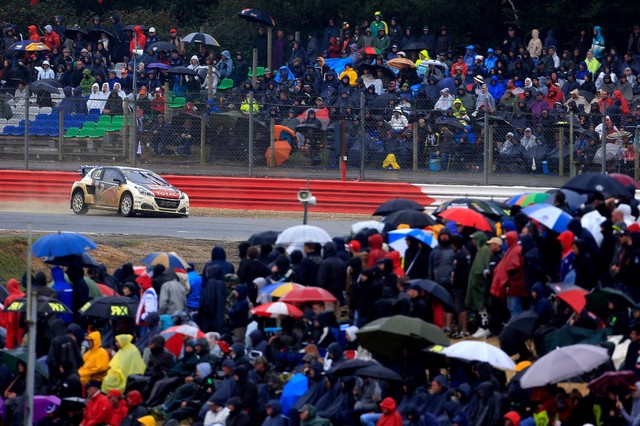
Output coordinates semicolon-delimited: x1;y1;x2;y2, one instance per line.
1;85;639;182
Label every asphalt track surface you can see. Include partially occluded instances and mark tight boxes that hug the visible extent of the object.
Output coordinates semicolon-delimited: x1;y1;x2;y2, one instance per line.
0;210;355;241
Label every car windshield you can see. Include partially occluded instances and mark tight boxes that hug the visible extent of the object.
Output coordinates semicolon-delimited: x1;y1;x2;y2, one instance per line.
123;169;169;186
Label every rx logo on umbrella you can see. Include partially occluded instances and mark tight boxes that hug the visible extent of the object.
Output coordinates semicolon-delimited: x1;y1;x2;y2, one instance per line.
48;303;67;312
111;306;129;316
8;301;23;311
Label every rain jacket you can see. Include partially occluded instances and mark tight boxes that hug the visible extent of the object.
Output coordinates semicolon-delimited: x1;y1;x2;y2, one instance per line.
82;388;112;426
367;234;387;267
78;331;111;384
2;278;25;349
80;69;96;96
301;404;332;426
28;25;40;42
528;29;542;58
129;25;147;55
557;230;575;282
228;284;250;330
102;334;146;393
263;400;288;426
318;242;347;302
378;397;403;426
369;12;388;36
385;250;406;277
591;26;605;59
158;278;187;315
490;231;526;300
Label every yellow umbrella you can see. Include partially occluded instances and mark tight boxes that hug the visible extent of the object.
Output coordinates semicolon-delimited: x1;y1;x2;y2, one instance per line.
270;283;304;298
25;42;50;52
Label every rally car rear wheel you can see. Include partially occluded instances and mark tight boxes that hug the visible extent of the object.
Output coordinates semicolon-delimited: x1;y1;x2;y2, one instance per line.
119;193;135;217
71;190;89;215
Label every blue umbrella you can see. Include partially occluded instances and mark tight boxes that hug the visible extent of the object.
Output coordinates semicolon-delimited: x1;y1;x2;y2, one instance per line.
522;204;572;233
32;232;97;258
279;373;308;414
6;40;35;52
407;229;438;248
146;62;170;70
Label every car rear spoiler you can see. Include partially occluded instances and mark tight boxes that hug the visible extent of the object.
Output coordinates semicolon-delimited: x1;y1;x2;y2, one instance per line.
78;165;100;177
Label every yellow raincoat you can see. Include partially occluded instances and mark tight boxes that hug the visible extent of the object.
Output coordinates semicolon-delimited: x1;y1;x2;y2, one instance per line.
78;331;111;384
101;334;146;393
415;49;431;67
339;65;358;86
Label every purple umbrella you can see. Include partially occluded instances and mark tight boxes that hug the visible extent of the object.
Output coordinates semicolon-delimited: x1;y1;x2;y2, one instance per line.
33;395;61;424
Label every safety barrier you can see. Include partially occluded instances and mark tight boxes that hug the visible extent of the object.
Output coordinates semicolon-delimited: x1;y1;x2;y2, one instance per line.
0;170;435;214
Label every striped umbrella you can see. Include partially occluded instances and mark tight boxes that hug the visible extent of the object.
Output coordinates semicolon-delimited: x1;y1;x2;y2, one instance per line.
252;301;303;319
141;251;189;269
259;282;304;298
506;192;551;207
522;204;572;233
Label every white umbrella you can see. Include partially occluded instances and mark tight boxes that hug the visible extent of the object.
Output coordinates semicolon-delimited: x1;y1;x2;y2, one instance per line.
441;340;516;371
519;344;610;389
581;210;605;246
276;225;332;245
351;220;384;234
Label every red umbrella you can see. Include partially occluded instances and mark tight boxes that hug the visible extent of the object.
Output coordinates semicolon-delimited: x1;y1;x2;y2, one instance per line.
160;324;206;356
280;286;337;303
252;302;303;319
96;284;117;296
436;208;493;232
588;370;637;396
358;46;381;56
556;288;588;313
609;173;640;189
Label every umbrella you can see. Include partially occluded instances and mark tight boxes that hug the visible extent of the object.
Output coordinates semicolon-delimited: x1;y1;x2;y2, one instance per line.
208;110;269;137
237;8;276;27
499;310;539;356
441;340;516;370
545;189;588;210
329;359;378;376
355;364;403;381
87;29;116;44
96;284;118;296
45;252;99;268
167;66;198;76
123;24;148;32
146;42;176;52
276;225;332;245
33;395;61;425
351;220;385;234
358;46;381;56
32;232;97;258
408;279;455;311
406;229;438;248
25;42;50;52
423;59;447;70
63;25;86;38
183;32;220;47
436;208;494;232
562;172;632;197
371;65;397;81
401;41;430;52
6;40;35;52
160;324;206;357
5;296;71;315
434;198;507;220
260;282;304;298
141;251;189;270
1;349;49;379
266;140;292;166
356;315;449;360
609;173;640;190
248;230;280;245
547;282;584;294
506;192;551;207
280;286;337;303
557;289;588;313
387;228;439;256
280;373;307;414
146;62;171;70
382;209;436;229
585;288;636;320
587;370;637;396
519;344;610;389
31;78;62;90
252;301;303;319
522;204;572;233
373;198;429;216
79;296;138;319
386;58;417;70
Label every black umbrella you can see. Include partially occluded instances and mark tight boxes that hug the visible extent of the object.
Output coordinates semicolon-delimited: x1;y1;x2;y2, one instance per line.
400;41;429;52
434;116;467;131
5;296;72;314
355;364;402;381
499;309;539;356
473;115;513;127
208;110;269;137
79;296;139;319
64;25;86;38
45;252;99;268
408;279;455;312
373;198;426;216
586;288;636;320
372;65;397;81
237;8;276;27
328;359;378;377
433;198;507;221
183;32;220;47
562;173;632;197
147;41;176;52
123;24;148;32
248;230;279;245
87;29;116;44
31;78;62;90
382;209;436;229
167;66;198;76
357;63;377;75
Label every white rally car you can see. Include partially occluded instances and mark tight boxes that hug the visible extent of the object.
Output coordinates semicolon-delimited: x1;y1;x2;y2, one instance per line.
70;166;189;217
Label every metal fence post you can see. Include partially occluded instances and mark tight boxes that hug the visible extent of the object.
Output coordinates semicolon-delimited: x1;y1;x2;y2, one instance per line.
601;112;606;173
269;118;275;167
635;127;639;181
248;92;254;177
569;112;575;177
58;109;64;161
488;125;494;177
24;85;30;170
200;115;206;166
123;98;129;159
483;101;489;184
559;126;564;177
412;122;418;172
359;94;365;181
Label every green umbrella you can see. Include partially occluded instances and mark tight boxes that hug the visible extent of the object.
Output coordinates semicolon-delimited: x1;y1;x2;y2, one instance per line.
356;315;449;360
1;349;49;379
586;288;635;320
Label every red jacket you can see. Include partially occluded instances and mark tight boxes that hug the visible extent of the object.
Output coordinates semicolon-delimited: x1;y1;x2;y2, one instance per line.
28;25;40;42
129;26;147;55
81;392;112;426
367;234;387;268
2;279;25;349
490;231;527;299
377;398;403;426
44;31;62;50
109;399;128;426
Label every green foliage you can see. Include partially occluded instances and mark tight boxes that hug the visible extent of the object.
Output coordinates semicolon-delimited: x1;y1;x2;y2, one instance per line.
0;237;28;282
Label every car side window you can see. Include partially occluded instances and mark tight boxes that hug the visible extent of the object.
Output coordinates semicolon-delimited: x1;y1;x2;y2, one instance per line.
102;169;121;183
91;169;103;180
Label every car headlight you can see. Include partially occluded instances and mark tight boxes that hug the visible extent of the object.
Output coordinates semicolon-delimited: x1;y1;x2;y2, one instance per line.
180;192;186;199
136;186;154;197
